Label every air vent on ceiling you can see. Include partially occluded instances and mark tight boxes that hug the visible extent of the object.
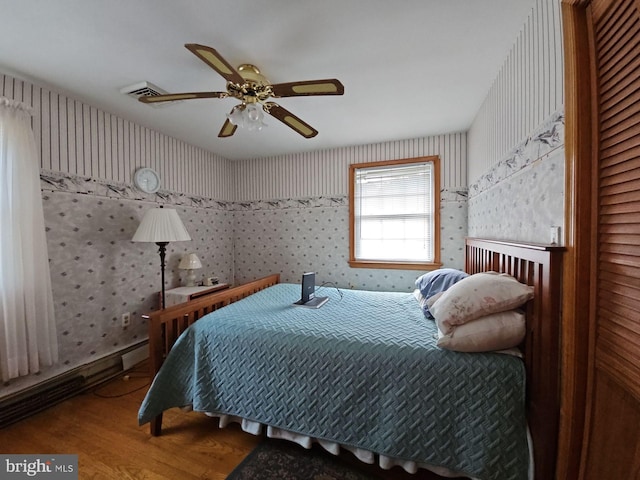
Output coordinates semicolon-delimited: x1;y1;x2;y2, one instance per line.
120;81;180;108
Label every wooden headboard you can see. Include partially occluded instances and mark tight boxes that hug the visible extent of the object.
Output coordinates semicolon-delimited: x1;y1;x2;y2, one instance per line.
465;237;564;480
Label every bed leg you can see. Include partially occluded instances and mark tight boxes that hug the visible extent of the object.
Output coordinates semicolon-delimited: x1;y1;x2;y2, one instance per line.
150;414;163;436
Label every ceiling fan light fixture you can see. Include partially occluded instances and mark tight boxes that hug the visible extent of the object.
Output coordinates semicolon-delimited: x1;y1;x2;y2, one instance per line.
245;103;267;131
226;104;246;126
246;103;262;122
227;103;267;131
152;43;344;138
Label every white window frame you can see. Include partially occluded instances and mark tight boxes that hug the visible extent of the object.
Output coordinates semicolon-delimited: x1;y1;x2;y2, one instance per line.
349;156;441;270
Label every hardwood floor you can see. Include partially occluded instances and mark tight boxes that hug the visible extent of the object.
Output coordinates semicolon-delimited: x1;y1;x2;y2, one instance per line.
0;366;464;479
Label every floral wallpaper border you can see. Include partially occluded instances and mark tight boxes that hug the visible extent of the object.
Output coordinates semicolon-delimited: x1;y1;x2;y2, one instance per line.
468;108;565;197
40;171;234;211
234;188;467;211
41;171;469;212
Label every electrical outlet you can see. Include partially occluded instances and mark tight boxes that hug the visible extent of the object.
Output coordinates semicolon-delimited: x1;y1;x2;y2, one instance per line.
121;312;131;327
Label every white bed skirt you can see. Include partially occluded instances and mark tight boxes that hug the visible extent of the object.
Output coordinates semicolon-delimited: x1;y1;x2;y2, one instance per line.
205;412;481;479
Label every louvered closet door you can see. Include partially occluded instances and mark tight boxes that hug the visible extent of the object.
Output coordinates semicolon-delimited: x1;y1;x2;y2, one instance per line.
584;0;640;477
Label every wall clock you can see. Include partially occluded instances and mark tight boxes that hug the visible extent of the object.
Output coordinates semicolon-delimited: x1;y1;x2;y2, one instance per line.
134;167;161;193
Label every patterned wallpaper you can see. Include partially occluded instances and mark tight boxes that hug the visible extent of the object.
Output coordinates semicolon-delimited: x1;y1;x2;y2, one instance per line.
40;176;234;365
468;0;564;182
231;134;470;291
468;110;565;243
233;189;467;291
1;71;234;199
2;175;235;397
233;133;468;200
466;0;565;245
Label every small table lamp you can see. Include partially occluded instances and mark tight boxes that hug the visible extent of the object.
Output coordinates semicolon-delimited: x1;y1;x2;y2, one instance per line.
179;253;202;287
132;206;191;309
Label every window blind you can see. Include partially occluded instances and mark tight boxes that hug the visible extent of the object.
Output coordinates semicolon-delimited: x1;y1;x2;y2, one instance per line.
354;162;434;262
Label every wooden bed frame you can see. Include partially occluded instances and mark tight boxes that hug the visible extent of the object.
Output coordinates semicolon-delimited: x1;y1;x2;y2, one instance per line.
142;274;281;436
143;238;563;480
465;238;564;480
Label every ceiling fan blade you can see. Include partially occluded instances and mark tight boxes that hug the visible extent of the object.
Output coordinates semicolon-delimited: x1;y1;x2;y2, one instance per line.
218;115;238;138
265;103;318;138
270;79;344;97
138;92;228;104
185;44;245;85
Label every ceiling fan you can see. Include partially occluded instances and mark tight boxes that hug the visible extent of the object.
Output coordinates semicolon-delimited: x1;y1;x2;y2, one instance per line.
138;43;345;139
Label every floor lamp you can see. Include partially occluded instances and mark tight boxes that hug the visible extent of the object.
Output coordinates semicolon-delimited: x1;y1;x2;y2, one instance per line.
132;206;191;309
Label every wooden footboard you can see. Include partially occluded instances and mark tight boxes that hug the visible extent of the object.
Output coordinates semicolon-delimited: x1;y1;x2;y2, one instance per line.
465;238;564;480
142;274;280;435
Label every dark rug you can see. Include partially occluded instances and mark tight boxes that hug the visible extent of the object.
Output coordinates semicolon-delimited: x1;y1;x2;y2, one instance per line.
226;439;382;480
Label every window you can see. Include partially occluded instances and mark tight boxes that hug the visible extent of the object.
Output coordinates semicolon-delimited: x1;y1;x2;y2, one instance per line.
349;156;441;270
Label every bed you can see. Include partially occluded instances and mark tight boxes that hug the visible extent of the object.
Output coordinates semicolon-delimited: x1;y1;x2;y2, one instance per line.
138;238;563;480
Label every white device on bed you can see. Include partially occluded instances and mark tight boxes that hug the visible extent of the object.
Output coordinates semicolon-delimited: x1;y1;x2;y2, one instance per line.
294;272;329;308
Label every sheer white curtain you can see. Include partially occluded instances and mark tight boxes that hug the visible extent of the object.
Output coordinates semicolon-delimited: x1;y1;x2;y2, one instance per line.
0;97;57;382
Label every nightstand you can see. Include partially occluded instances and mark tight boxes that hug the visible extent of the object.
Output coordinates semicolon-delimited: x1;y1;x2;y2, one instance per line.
163;283;230;308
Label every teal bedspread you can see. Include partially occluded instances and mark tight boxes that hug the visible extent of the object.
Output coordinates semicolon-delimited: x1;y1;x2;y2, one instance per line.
139;284;528;480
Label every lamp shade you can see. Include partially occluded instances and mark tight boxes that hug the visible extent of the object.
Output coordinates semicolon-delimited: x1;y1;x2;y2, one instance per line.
132;207;191;243
179;253;202;270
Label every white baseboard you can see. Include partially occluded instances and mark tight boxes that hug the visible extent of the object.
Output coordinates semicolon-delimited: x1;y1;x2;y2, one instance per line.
121;345;149;371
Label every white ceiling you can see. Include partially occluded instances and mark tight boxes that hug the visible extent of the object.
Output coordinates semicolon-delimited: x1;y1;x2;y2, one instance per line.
0;0;534;160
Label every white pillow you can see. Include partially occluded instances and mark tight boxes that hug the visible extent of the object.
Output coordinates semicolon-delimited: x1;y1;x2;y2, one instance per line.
430;271;533;334
436;310;526;352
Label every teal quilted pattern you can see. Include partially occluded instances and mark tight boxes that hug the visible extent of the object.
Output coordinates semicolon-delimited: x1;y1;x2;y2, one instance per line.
139;284;528;480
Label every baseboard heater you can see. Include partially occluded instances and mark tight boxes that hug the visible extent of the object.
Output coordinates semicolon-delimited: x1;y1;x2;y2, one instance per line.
0;375;85;429
0;341;148;429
